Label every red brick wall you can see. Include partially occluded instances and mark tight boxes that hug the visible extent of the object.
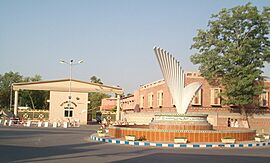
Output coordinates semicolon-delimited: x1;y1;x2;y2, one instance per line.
134;75;220;111
122;72;270;131
109;127;255;143
133;73;270;113
100;98;117;111
121;95;135;110
137;80;172;110
130;73;270;112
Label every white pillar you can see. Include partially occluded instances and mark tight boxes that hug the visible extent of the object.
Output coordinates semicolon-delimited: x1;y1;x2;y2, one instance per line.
14;91;18;116
116;94;121;121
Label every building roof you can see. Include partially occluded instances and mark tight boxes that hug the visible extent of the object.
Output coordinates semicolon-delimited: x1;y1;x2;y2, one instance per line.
140;79;165;89
12;79;124;94
121;95;134;100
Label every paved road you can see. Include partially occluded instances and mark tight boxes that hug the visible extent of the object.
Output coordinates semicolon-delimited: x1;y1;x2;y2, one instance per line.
0;126;270;163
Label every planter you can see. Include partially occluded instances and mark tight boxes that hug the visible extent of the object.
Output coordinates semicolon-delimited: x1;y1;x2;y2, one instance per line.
97;129;106;137
255;137;265;142
263;135;269;140
221;138;236;144
125;135;136;141
98;133;106;137
174;138;188;144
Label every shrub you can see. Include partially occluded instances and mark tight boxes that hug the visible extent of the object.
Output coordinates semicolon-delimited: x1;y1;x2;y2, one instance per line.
222;136;234;139
174;137;187;139
126;135;136;137
255;135;264;138
138;136;147;141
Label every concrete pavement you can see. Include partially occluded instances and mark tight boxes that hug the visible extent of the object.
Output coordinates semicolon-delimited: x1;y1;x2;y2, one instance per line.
0;126;270;163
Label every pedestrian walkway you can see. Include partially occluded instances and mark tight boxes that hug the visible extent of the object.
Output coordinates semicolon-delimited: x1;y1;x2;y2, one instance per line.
90;134;270;148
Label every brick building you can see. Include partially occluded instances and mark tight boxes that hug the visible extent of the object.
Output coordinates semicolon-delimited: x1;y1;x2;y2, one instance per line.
122;72;270;112
100;98;117;112
117;72;270;131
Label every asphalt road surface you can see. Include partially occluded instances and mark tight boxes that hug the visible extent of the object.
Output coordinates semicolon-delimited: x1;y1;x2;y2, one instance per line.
0;126;270;163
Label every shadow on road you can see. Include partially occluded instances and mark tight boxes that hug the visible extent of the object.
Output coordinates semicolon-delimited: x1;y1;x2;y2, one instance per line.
1;126;270;163
0;142;100;162
110;153;270;163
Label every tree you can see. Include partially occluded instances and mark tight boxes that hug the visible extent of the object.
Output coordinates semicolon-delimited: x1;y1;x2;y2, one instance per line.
0;72;49;111
19;75;49;109
0;71;23;110
126;93;133;97
88;76;110;120
190;3;270;126
90;76;103;84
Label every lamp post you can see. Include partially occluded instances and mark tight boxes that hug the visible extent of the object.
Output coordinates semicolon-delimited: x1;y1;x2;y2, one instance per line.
60;59;84;110
9;82;13;112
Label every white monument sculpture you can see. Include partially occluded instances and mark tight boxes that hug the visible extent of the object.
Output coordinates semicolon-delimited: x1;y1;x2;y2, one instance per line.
153;46;202;114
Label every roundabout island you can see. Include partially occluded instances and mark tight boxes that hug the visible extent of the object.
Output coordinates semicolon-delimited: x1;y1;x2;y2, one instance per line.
91;47;267;148
108;113;256;143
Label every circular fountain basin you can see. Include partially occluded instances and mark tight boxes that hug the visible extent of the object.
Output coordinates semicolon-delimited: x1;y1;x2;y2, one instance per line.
108;126;256;143
109;113;256;143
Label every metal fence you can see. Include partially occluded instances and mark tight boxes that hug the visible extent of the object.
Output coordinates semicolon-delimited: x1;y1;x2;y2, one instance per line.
101;112;116;122
18;109;49;121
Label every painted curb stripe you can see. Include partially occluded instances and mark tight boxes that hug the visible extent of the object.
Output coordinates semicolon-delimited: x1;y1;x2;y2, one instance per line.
90;135;270;148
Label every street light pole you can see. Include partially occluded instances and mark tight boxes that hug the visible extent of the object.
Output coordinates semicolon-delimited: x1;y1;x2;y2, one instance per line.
69;60;73;101
60;59;84;110
9;82;13;112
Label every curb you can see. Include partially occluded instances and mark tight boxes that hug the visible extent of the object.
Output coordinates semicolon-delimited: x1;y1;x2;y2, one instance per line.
90;134;270;148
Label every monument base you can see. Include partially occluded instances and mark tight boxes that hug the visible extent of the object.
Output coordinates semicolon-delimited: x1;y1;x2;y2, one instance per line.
149;113;213;130
109;112;256;142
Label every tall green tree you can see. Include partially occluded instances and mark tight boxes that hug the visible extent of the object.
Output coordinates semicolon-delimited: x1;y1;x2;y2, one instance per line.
88;76;110;119
19;75;49;109
0;72;49;111
190;3;270;122
90;76;103;84
0;71;23;110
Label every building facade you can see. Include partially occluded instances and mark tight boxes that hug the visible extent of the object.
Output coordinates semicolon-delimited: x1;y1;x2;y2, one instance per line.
123;72;270;113
48;91;88;125
117;72;270;131
100;97;117;112
12;79;124;125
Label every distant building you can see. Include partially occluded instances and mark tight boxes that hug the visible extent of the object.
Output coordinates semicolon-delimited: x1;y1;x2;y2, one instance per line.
100;97;117;112
12;79;123;125
100;95;136;112
121;95;136;112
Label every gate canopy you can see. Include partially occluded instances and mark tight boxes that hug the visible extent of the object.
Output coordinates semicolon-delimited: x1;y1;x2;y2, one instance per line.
13;79;124;94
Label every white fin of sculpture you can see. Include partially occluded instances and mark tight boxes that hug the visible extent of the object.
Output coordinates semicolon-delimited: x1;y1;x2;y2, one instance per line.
153;46;202;114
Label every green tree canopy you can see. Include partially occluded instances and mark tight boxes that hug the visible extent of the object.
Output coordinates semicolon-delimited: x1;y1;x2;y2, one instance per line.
88;76;110;119
90;76;103;84
191;3;270;109
19;75;49;109
0;71;23;110
0;72;48;111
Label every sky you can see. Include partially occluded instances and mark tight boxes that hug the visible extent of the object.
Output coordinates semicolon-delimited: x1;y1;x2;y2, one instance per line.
0;0;270;94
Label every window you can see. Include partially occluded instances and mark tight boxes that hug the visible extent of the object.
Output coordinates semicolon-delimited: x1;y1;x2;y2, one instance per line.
210;88;221;106
192;89;202;106
260;90;269;107
64;107;73;117
139;95;144;108
186;73;192;77
148;93;154;108
157;91;163;107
